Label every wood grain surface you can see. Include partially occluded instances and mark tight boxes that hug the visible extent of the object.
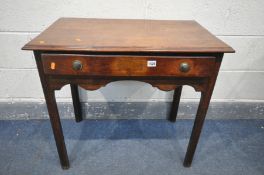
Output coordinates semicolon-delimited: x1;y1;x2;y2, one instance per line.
22;18;234;53
41;54;216;77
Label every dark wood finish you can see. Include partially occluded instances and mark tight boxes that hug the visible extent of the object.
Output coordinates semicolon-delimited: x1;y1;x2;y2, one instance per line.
168;86;183;122
41;54;216;77
34;51;70;169
22;18;234;53
183;54;223;167
70;84;83;122
48;77;206;92
22;18;234;169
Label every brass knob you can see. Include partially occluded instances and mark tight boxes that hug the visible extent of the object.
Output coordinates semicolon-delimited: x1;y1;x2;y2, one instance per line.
179;62;190;72
72;60;82;71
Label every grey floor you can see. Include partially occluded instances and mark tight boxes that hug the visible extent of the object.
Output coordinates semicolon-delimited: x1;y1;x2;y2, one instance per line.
0;119;264;175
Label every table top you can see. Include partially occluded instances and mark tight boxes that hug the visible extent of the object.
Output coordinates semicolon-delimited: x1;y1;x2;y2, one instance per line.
22;18;234;53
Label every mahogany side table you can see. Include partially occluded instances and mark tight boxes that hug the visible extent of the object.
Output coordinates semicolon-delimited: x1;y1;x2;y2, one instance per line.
22;18;234;169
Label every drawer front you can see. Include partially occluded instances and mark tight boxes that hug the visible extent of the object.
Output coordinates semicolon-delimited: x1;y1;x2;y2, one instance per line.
41;54;216;77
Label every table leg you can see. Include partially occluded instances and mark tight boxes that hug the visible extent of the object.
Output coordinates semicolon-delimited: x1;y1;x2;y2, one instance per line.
183;87;214;167
183;54;223;167
70;84;83;122
34;51;70;169
44;89;70;169
168;86;182;122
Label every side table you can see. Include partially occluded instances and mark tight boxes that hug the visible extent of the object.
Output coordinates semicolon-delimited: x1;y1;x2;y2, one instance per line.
22;18;234;169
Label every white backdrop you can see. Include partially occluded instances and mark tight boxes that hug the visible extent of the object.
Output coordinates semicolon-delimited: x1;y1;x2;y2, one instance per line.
0;0;264;103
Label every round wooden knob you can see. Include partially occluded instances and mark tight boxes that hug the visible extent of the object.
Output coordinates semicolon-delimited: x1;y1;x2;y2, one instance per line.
179;62;190;72
72;60;83;70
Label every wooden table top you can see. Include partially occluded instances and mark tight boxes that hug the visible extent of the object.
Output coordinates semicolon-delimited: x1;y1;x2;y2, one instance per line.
22;18;234;53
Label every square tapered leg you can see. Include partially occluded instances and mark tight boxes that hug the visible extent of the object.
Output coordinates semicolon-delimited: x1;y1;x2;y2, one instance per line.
168;86;182;122
70;84;83;122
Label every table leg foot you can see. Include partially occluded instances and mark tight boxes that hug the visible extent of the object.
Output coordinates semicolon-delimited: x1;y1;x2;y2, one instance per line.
61;165;70;170
183;161;191;167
